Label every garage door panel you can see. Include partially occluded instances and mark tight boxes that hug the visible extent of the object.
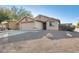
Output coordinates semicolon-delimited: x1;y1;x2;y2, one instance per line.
20;23;34;30
34;21;43;30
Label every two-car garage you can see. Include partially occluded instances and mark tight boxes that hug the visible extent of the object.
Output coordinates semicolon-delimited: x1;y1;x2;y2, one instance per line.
20;22;34;30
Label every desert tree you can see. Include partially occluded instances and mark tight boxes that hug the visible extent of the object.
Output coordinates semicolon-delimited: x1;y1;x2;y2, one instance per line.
10;6;33;20
0;7;12;30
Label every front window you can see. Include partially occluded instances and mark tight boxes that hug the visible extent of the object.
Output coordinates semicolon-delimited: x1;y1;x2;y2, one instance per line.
49;22;54;26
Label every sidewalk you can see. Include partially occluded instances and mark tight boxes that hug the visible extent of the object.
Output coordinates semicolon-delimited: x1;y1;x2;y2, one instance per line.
0;31;8;38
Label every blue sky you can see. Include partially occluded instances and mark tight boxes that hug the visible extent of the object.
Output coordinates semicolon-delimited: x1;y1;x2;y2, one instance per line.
2;5;79;24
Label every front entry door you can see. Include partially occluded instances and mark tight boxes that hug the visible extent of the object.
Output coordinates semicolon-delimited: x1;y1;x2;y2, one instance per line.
43;22;46;30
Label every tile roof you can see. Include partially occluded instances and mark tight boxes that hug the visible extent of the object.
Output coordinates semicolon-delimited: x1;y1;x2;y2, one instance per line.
35;15;60;22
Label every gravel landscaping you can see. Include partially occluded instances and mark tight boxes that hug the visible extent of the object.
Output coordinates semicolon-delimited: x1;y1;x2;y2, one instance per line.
0;30;79;53
0;36;79;53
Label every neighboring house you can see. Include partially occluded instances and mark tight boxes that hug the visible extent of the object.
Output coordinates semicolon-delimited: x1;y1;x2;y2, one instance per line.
16;15;60;30
0;21;8;30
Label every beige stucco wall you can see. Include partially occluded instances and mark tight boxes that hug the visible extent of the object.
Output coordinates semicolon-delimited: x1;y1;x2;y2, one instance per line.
19;21;59;30
34;21;59;30
47;21;59;30
8;21;17;30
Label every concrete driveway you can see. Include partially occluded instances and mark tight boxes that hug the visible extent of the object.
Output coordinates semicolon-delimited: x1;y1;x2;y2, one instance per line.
0;30;28;38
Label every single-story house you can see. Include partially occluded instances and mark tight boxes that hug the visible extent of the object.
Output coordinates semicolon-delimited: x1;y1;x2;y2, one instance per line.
34;15;60;30
16;15;60;30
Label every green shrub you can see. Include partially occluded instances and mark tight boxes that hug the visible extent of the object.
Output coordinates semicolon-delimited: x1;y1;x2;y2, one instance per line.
60;24;75;31
66;25;75;31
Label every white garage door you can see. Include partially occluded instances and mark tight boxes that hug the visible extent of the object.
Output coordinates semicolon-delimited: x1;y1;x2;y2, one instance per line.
34;21;43;30
20;23;34;30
